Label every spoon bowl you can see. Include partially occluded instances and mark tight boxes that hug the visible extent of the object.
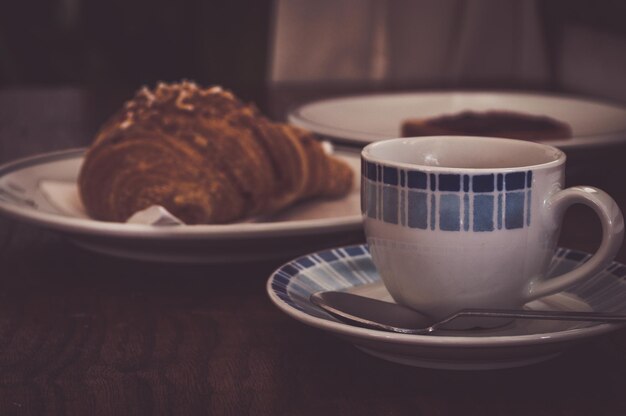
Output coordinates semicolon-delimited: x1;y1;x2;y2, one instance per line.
310;291;626;335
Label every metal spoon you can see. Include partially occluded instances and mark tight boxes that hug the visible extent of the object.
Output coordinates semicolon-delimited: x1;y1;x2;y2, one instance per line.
310;291;626;335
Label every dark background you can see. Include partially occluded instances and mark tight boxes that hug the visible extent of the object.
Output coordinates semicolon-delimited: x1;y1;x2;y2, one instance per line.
1;0;625;104
0;0;273;103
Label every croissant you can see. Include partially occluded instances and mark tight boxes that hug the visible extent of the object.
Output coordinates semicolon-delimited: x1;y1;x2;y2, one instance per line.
78;81;353;224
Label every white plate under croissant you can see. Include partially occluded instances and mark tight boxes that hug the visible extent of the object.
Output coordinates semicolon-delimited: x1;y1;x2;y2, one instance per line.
0;148;362;263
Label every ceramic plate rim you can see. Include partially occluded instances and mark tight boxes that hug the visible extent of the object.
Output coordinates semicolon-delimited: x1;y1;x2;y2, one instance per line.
266;244;626;347
288;90;626;149
0;148;362;240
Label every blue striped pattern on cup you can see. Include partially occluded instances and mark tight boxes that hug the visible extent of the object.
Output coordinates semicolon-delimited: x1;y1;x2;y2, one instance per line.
361;161;533;232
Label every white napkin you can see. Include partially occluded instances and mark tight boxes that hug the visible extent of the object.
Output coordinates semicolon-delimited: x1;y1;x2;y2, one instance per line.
126;205;184;226
39;180;184;226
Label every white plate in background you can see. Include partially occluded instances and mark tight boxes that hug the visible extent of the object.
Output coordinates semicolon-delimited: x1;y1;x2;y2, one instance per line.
288;91;626;149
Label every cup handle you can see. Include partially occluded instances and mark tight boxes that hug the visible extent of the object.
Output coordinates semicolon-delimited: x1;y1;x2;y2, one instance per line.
525;186;624;301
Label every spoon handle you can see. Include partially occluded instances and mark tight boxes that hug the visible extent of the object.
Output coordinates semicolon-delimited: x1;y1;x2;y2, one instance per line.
432;308;626;331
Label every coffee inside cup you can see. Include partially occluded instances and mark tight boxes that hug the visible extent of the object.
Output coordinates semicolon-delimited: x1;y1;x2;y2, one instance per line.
365;136;563;169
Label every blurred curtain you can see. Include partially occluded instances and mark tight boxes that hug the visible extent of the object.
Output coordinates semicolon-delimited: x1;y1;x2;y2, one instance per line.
270;0;548;86
270;0;626;102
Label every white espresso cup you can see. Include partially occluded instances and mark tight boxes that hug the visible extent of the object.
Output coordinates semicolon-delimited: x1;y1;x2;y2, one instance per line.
361;136;624;323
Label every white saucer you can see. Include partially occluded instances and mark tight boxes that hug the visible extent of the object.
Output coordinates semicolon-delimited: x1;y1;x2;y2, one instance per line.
267;244;626;370
288;91;626;149
0;149;362;263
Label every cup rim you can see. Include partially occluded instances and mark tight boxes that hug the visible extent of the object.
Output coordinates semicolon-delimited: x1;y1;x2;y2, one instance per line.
361;136;566;173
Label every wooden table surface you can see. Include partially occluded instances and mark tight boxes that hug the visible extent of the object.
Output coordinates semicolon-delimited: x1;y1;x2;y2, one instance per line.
1;85;626;415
